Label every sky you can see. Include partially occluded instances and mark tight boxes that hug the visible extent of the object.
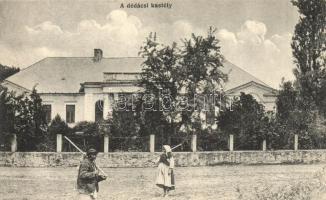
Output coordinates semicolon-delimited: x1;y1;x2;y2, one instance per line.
0;0;299;88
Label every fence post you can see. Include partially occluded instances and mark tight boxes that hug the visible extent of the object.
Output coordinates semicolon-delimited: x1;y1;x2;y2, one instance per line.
294;134;298;151
262;139;266;151
104;134;109;153
56;134;62;152
191;134;197;152
11;134;17;152
150;134;155;153
229;134;234;151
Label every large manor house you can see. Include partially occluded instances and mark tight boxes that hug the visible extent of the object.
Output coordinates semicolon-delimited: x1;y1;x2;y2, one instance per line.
3;49;277;125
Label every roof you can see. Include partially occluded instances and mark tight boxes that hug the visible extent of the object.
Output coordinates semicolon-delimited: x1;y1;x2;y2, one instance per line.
5;57;273;93
225;81;278;95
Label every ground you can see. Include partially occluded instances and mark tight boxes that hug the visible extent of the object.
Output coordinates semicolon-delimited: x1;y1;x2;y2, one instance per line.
0;164;324;200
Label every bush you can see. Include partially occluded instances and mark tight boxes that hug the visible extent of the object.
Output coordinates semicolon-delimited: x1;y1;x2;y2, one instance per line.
218;93;269;150
64;121;103;152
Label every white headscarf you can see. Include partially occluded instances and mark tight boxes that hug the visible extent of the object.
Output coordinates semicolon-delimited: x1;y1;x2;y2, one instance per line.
163;145;172;152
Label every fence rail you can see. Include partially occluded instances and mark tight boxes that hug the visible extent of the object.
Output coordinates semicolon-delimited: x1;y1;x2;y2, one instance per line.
3;133;305;153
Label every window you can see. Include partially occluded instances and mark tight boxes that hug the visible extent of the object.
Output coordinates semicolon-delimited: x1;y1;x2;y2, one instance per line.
66;105;75;123
43;104;52;123
95;100;103;122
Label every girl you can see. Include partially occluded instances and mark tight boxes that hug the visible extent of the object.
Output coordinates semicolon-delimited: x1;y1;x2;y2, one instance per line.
156;145;175;197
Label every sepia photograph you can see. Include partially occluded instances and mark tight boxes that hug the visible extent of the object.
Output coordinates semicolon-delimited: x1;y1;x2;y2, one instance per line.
0;0;325;199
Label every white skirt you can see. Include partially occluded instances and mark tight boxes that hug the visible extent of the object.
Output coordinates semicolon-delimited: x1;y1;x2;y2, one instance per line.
155;163;175;189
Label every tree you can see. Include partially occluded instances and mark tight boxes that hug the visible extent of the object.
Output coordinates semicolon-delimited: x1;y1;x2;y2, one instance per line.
110;107;144;151
14;88;48;151
0;86;17;150
179;27;228;134
138;35;180;144
291;0;326;113
275;81;325;149
0;64;20;81
138;28;227;145
0;86;48;151
217;93;268;150
42;115;71;151
276;81;298;122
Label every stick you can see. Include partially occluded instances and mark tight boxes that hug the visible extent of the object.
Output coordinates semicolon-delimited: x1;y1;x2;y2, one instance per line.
64;136;85;155
63;136;108;177
171;136;192;150
171;143;183;150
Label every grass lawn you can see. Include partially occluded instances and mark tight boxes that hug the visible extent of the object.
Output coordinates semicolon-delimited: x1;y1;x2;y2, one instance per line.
0;164;324;200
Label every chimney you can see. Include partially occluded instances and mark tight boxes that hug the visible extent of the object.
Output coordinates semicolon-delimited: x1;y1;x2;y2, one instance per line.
93;49;103;62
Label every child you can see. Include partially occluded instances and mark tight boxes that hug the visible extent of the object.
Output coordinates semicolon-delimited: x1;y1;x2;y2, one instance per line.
156;145;175;197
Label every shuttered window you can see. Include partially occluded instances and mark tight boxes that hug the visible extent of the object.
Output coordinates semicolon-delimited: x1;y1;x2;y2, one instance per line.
66;105;75;123
43;104;52;123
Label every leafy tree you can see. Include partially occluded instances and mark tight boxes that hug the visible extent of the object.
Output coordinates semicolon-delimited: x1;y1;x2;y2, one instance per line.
271;0;326;149
291;0;326;113
73;121;99;137
0;86;17;150
179;27;228;135
0;86;48;151
139;34;181;143
138;28;227;145
40;115;71;151
48;115;70;136
0;64;19;81
14;89;48;151
217;93;268;150
276;81;298;121
275;81;323;149
110;107;144;151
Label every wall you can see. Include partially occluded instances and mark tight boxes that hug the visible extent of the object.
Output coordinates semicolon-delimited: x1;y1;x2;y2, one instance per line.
1;150;326;168
226;83;277;111
41;93;85;126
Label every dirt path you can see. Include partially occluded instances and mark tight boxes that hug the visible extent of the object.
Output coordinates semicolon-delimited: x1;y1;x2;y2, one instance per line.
0;164;324;200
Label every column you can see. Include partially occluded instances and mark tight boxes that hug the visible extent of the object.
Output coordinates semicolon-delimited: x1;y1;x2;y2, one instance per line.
11;134;17;152
104;134;109;153
262;139;266;151
84;93;94;121
107;93;115;119
103;94;110;120
150;134;155;153
191;134;197;152
294;134;298;151
229;134;234;151
56;134;62;152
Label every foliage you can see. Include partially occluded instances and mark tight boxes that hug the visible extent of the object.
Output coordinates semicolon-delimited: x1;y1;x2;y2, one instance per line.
138;28;227;143
291;0;326;114
108;95;148;151
273;0;326;150
218;93;270;150
0;64;20;81
72;121;100;137
274;80;326;150
48;115;71;136
197;129;228;151
40;115;71;151
0;86;16;150
14;89;48;151
0;86;48;151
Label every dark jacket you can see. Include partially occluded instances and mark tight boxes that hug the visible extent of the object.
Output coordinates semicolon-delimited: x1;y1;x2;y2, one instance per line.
77;158;105;194
159;153;170;166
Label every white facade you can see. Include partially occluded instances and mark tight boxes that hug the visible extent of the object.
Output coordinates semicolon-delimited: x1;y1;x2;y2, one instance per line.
2;50;278;125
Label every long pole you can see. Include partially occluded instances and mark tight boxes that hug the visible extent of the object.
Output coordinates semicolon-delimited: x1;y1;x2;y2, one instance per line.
171;137;190;150
171;143;183;150
64;136;108;177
